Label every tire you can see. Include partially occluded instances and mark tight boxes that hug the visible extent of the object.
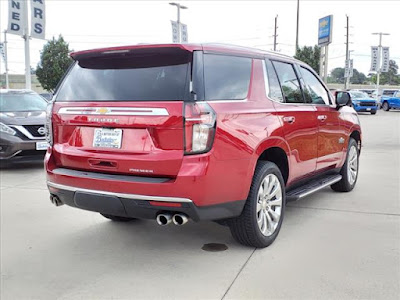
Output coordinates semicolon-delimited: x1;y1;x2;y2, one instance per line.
371;110;377;115
101;214;136;222
228;161;285;248
382;102;390;111
331;138;359;192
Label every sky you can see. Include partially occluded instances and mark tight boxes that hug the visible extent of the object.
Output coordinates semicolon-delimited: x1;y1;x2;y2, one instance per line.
1;0;399;76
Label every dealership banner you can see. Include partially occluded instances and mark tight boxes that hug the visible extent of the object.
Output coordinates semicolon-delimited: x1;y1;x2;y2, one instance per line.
171;21;179;43
381;47;390;73
8;0;25;36
30;0;46;39
181;23;188;43
0;43;6;63
370;46;379;72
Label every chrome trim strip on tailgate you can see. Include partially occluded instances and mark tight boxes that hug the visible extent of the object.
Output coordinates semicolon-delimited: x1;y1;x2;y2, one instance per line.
58;107;169;116
47;181;192;203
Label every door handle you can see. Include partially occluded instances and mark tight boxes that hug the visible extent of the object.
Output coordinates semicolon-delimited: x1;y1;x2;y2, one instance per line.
317;115;327;121
283;116;295;124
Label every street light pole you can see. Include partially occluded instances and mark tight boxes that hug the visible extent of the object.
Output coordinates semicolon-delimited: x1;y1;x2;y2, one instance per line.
23;0;31;89
169;2;188;43
273;15;278;51
3;31;9;89
295;0;299;51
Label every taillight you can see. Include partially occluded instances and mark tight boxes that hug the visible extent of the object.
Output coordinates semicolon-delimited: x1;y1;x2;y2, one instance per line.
45;102;53;146
184;102;216;154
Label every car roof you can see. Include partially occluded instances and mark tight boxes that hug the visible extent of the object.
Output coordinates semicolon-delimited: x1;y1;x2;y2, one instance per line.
70;43;301;64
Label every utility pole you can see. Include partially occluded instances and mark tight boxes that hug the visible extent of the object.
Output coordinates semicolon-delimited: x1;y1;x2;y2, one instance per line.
273;15;278;51
295;0;300;52
344;15;349;89
3;31;9;89
169;2;188;43
23;0;31;89
372;32;390;97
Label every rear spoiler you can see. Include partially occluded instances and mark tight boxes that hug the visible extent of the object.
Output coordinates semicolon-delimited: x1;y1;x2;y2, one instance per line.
70;44;202;61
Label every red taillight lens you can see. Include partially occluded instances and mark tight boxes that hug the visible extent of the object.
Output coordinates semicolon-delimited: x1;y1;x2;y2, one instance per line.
184;102;216;154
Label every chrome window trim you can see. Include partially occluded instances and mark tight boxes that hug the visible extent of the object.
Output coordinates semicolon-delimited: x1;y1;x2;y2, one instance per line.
262;60;270;98
47;181;193;203
10;125;46;140
58;107;169;116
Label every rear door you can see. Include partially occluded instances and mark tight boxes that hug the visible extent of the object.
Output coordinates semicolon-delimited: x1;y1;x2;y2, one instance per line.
268;59;318;182
52;47;192;177
298;65;344;171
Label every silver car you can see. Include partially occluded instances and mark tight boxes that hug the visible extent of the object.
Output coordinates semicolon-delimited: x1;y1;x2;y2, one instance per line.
0;89;48;165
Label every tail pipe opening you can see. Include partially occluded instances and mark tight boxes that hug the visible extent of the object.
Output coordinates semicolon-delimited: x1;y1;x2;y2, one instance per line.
156;213;173;226
50;194;63;206
173;213;189;226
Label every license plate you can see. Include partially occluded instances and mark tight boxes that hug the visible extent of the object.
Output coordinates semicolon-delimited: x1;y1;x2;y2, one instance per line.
93;128;122;149
367;108;371;111
36;141;48;150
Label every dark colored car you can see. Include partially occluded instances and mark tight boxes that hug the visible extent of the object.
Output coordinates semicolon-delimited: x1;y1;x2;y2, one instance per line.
45;44;362;248
0;89;48;164
348;91;378;114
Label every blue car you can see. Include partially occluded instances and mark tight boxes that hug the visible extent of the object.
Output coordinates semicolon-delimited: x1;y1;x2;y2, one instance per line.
381;90;400;111
349;91;378;115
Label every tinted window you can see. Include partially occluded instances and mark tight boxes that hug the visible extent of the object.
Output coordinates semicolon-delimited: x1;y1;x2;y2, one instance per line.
204;54;251;100
300;67;330;105
272;61;303;104
0;93;47;112
56;53;191;101
264;59;284;102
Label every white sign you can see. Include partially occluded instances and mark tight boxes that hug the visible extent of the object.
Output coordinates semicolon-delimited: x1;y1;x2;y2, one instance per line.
171;21;179;43
8;0;25;36
30;0;46;39
345;59;353;78
370;46;379;72
0;43;5;63
181;23;188;43
381;47;390;73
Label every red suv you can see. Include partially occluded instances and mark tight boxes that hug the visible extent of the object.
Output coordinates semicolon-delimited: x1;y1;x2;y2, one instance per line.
45;44;361;248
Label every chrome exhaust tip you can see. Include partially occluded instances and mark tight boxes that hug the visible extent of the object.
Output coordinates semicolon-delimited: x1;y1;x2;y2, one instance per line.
156;213;173;226
172;213;189;226
50;195;63;207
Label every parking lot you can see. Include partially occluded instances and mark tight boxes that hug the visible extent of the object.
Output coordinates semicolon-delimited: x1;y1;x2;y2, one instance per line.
1;111;399;299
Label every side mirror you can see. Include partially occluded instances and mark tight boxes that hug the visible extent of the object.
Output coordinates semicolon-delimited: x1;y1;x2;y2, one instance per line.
336;92;351;109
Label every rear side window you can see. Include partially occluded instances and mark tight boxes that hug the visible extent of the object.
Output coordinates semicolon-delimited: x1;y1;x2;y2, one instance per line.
204;54;251;100
272;61;303;104
300;66;330;105
55;52;191;101
264;59;284;102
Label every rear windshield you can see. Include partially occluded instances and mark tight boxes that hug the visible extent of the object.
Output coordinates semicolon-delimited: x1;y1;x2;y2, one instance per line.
0;93;47;112
56;51;191;101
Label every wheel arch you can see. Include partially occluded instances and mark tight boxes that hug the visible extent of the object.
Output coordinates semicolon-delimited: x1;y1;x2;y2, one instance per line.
350;129;362;153
254;137;290;185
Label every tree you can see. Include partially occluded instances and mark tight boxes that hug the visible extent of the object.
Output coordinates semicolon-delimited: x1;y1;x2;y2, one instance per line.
36;35;73;92
294;45;321;74
379;60;400;85
328;67;367;84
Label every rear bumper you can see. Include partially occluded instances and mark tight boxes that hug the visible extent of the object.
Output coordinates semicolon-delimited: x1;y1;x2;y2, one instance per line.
47;181;245;221
45;149;253;221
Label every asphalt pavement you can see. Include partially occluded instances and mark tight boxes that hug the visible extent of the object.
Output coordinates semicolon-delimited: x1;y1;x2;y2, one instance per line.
1;110;399;300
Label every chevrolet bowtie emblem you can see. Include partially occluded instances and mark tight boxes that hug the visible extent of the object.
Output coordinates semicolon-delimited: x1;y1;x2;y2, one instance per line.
97;107;109;114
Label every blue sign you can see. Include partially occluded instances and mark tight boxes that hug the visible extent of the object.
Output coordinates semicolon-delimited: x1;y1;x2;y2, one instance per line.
318;15;333;46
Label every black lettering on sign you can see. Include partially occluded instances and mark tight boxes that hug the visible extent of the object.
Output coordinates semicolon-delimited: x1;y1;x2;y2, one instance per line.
34;7;43;19
34;23;43;34
11;0;20;9
11;23;20;32
33;0;44;3
12;12;20;21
